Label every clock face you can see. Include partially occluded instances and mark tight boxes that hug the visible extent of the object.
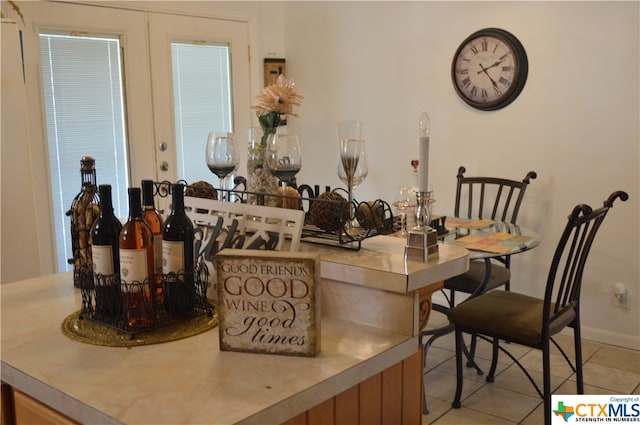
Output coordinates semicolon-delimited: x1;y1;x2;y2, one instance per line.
452;28;528;111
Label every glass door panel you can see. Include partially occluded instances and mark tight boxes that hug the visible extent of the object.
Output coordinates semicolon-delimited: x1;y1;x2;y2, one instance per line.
39;33;129;272
171;42;232;184
148;13;251;187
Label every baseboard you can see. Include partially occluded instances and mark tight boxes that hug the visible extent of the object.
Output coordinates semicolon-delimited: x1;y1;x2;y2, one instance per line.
560;326;640;351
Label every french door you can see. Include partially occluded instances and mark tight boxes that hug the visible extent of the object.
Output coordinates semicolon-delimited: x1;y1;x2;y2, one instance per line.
148;13;250;185
20;2;251;273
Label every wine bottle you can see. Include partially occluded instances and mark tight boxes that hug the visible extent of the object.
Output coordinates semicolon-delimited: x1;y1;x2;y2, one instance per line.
119;187;155;328
90;184;123;318
162;183;195;316
142;180;164;305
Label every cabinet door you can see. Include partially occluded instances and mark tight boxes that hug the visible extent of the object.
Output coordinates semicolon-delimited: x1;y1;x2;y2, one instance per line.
13;389;79;425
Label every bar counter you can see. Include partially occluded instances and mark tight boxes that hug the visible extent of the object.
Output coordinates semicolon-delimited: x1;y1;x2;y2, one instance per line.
1;236;468;425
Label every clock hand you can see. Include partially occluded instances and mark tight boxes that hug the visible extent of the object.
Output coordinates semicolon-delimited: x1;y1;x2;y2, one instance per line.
478;63;499;88
477;59;506;74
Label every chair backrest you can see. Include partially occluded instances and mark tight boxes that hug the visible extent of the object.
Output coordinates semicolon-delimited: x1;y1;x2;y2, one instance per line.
543;191;628;333
454;166;537;224
183;195;305;253
176;196;305;300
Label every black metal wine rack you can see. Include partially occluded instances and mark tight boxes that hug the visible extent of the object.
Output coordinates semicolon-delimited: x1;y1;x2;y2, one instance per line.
78;264;215;338
155;179;396;251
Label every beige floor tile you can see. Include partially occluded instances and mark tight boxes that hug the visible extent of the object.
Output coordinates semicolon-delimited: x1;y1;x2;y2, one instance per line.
438;355;510;383
519;402;545;425
554;380;619;395
517;349;576;379
424;368;485;402
428;406;517;425
430;332;456;351
550;334;604;361
422;397;452;423
566;362;640;393
588;345;640;373
424;345;455;371
491;363;565;398
459;384;540;422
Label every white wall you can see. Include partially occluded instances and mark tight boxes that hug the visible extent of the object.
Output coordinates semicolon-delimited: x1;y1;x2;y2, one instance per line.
1;20;42;283
282;1;639;349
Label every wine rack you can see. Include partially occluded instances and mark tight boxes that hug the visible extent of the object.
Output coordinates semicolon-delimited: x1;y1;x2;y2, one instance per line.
78;265;215;338
155;179;396;251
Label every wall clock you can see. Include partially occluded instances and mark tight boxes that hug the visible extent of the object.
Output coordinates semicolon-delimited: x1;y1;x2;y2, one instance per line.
451;28;528;111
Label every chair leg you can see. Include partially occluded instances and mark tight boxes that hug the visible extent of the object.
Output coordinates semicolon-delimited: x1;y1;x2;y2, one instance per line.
573;319;584;394
466;333;477;367
486;337;499;382
466;334;487;375
543;337;551;425
421;321;455;414
452;327;464;409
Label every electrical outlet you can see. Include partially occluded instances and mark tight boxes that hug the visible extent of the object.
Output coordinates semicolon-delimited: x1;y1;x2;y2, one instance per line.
612;283;628;308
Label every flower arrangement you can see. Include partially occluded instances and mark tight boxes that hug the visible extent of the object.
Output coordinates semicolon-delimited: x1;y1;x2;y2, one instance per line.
252;75;304;145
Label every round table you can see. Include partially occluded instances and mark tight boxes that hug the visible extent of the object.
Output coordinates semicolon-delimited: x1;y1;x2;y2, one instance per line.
442;219;541;296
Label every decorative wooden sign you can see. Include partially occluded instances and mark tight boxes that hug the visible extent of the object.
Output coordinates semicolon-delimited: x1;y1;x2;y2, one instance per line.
216;249;321;357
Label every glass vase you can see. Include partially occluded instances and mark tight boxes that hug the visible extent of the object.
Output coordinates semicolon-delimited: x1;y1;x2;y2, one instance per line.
247;127;279;206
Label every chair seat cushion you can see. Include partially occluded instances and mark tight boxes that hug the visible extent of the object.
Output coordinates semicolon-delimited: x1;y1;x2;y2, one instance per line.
444;260;511;294
446;291;576;346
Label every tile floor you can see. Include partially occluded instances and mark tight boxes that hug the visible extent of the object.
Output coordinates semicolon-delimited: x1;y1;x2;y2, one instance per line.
421;312;640;425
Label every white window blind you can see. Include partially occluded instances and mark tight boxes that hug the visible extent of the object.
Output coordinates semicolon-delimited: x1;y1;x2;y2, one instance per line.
171;42;232;184
39;33;129;272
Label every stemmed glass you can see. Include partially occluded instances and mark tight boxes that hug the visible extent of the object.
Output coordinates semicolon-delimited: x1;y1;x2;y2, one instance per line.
205;132;239;201
337;143;368;195
394;186;413;236
336;121;367;227
265;132;302;208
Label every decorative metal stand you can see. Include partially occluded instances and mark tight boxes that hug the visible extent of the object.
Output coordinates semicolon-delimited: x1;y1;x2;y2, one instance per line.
76;265;215;339
155;179;396;251
405;190;439;262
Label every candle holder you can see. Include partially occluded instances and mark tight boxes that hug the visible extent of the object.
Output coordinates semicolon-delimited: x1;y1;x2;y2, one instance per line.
414;191;430;231
404;191;438;262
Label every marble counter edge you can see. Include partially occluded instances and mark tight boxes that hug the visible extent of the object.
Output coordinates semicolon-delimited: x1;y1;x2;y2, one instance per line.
1;361;121;424
302;238;469;294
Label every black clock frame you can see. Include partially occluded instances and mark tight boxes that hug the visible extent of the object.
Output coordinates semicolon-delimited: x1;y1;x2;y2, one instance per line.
451;28;528;111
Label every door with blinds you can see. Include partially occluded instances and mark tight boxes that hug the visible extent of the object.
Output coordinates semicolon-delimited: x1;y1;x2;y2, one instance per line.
20;2;251;273
148;13;250;186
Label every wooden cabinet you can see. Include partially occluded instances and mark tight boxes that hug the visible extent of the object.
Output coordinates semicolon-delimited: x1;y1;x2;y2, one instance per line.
282;348;423;425
1;384;79;425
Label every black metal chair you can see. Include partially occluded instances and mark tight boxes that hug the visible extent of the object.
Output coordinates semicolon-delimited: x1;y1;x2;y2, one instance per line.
421;166;537;413
447;190;628;425
446;166;538;300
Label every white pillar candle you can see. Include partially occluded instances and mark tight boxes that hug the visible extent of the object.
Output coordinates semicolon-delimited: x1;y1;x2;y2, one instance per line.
418;112;430;193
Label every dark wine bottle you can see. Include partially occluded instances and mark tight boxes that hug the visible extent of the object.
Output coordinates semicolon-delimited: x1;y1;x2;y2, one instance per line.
119;187;155;328
90;184;122;318
142;180;164;306
162;183;195;316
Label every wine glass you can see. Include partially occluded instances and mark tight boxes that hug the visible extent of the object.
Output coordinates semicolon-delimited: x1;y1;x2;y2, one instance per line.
265;132;302;208
205;132;238;201
337;141;368;203
393;186;412;236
